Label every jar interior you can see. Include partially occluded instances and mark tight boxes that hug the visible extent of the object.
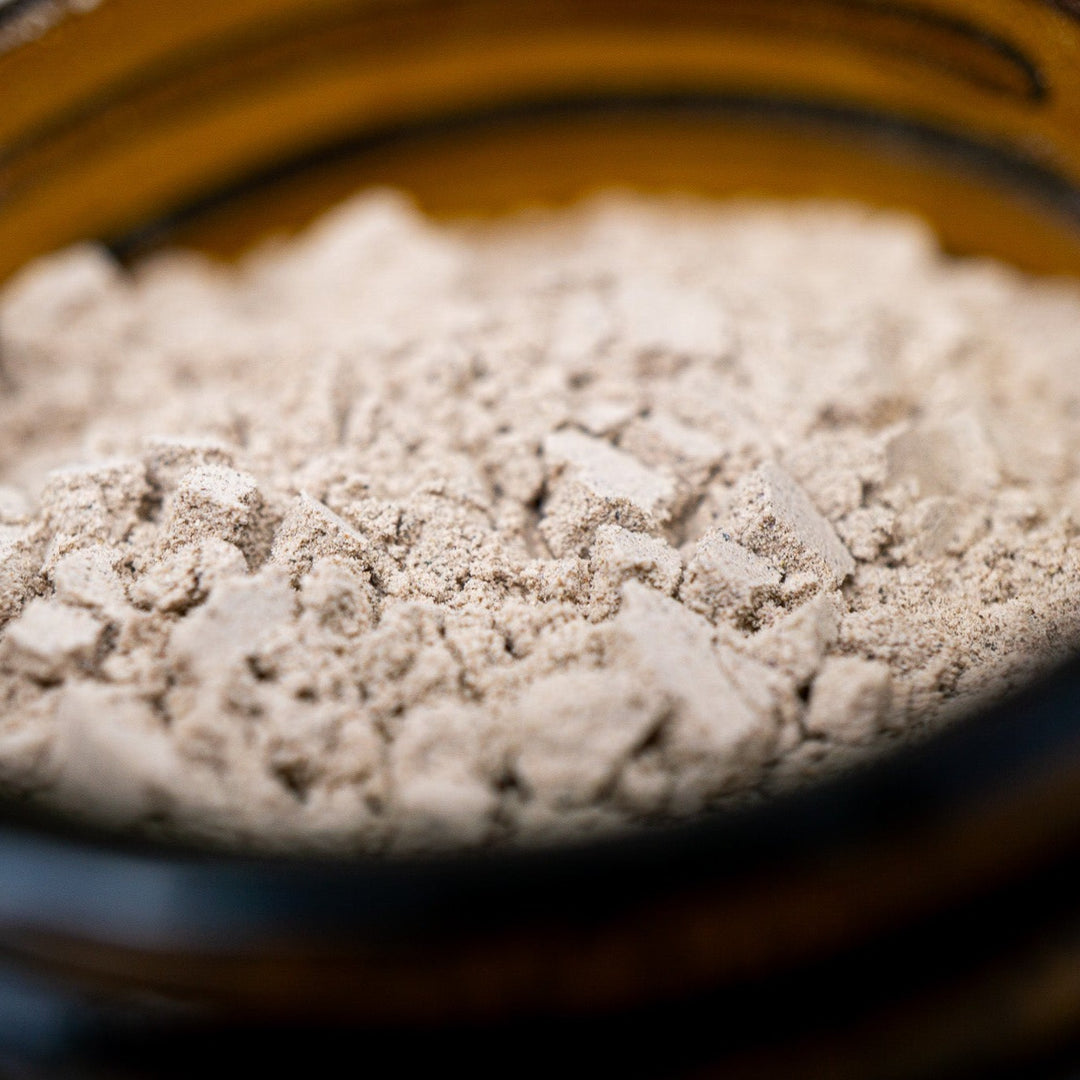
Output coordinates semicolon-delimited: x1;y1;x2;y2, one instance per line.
5;0;1080;278
106;98;1080;278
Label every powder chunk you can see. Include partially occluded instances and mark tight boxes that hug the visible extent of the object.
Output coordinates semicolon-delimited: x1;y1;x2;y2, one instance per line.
0;243;118;330
572;399;639;437
745;592;842;689
548;289;613;368
509;667;669;813
730;462;855;588
611;274;732;363
165;465;269;564
681;529;782;628
0;599;103;682
390;702;499;849
50;545;128;616
129;539;247;614
298;557;376;639
51;682;181;826
0;524;43;622
0;695;57;792
804;657;893;745
620;413;727;488
0;486;31;523
252;694;386;848
270;491;378;583
885;413;1000;499
167;568;294;685
260;189;463;312
608;583;777;813
837;504;895;562
899;496;973;560
142;436;235;493
40;459;149;559
543;430;675;515
540;430;675;556
589;524;682;612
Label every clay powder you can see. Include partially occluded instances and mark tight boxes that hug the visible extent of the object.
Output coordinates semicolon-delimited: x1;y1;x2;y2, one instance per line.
2;191;1080;851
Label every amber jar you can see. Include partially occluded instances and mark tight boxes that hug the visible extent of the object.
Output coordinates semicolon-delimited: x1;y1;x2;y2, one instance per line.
5;2;1080;1076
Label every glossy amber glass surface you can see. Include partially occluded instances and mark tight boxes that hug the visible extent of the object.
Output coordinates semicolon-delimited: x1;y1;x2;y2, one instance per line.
4;0;1080;278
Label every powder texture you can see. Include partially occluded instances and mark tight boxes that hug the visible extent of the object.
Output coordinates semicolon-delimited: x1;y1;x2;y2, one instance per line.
2;190;1080;851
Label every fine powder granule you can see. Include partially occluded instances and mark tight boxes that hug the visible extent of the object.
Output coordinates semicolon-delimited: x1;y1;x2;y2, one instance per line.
2;190;1080;851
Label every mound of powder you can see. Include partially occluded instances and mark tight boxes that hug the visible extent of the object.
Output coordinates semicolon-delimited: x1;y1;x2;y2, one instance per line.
2;190;1080;852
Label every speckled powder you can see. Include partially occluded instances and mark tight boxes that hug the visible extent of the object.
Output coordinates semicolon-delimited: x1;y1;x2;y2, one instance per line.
2;190;1079;851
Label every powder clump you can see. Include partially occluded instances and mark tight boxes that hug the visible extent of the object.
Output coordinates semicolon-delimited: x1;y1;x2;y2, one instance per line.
2;190;1080;851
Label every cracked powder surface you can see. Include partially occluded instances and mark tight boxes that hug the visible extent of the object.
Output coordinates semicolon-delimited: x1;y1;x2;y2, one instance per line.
2;190;1080;851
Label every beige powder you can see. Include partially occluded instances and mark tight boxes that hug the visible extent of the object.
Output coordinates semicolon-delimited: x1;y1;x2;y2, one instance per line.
2;190;1080;851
